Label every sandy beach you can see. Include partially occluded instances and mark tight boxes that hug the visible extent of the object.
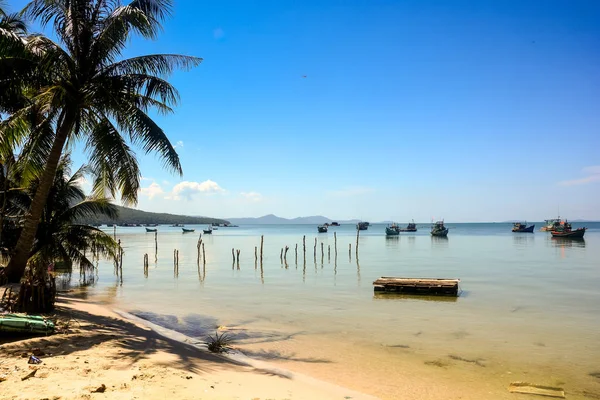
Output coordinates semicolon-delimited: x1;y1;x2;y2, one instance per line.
0;295;375;400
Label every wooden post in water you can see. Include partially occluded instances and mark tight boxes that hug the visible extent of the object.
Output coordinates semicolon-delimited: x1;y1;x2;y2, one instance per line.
356;227;360;258
236;249;240;269
313;238;317;262
173;249;176;266
334;232;337;256
303;235;306;261
202;243;206;264
321;242;324;263
254;246;258;268
154;231;158;260
328;245;331;261
232;248;235;263
295;244;298;263
260;235;264;263
196;238;202;265
349;243;352;260
284;246;289;261
280;248;283;263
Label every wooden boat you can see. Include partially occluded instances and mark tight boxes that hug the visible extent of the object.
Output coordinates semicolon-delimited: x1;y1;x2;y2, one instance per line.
357;222;369;231
541;218;562;231
512;222;535;233
203;226;213;234
550;221;586;239
330;222;340;226
385;225;400;236
551;228;586;239
182;228;195;233
317;225;328;233
0;314;55;335
431;220;449;237
373;277;460;297
399;220;417;232
145;228;157;233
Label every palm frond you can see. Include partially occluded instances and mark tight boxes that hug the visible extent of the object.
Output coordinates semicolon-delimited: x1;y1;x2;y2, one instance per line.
101;54;202;78
112;106;181;175
86;116;141;204
59;197;119;222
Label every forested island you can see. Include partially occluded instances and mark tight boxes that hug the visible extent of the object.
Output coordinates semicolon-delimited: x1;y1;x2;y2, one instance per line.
80;206;229;226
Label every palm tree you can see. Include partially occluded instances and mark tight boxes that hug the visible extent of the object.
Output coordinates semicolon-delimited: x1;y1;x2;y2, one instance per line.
29;154;120;270
0;0;201;282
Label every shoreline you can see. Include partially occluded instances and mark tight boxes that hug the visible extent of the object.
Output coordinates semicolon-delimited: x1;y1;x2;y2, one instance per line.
0;294;376;400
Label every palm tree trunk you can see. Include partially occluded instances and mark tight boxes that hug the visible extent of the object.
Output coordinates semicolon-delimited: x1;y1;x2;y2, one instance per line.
4;113;75;282
0;161;10;248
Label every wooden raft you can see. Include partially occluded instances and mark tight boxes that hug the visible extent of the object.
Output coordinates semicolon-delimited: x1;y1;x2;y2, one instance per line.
373;277;460;297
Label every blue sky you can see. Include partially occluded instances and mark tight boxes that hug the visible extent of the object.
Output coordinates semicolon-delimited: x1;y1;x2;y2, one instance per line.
10;0;600;221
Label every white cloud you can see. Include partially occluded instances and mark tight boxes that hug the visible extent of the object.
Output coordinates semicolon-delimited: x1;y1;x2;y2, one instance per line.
213;28;224;39
141;176;154;182
558;166;600;186
172;180;225;200
139;182;165;199
174;140;184;149
240;191;263;202
326;186;375;197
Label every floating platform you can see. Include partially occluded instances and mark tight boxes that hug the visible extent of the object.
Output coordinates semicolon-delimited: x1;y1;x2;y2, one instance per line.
373;277;460;297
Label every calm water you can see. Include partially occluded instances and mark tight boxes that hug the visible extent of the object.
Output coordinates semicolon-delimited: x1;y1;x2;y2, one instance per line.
71;222;600;397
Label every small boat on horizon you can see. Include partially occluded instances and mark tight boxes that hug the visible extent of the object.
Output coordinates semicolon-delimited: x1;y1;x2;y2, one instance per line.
145;228;157;233
385;224;400;236
318;225;328;233
330;222;340;226
512;222;535;233
398;220;417;232
431;220;449;237
171;223;184;227
182;228;195;233
357;222;369;231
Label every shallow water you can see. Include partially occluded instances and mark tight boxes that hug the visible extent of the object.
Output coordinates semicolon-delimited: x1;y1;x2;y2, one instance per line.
71;222;600;398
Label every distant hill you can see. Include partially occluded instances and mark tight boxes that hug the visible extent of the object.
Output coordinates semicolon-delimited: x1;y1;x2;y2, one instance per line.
80;206;229;226
226;214;361;225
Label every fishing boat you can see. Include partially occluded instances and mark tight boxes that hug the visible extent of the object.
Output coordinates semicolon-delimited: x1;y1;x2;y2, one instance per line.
182;228;195;233
541;218;563;232
203;226;213;234
385;224;400;236
145;227;157;233
512;222;535;233
318;225;328;233
399;220;417;232
357;222;369;231
431;220;449;237
330;222;340;226
0;314;55;335
550;221;586;239
171;223;184;227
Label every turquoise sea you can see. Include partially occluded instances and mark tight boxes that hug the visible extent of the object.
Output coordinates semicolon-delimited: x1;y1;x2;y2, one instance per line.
69;222;600;399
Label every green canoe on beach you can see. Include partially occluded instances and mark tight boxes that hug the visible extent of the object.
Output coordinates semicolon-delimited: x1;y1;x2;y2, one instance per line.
0;314;55;335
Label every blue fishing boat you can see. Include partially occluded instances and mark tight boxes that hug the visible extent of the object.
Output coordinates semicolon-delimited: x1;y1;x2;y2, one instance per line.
512;222;535;233
385;224;400;236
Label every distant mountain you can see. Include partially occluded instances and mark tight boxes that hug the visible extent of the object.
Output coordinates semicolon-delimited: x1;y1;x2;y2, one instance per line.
80;206;229;226
226;214;361;225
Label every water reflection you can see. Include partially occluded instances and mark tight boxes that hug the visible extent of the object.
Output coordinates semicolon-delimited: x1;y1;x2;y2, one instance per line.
512;235;535;247
372;293;458;302
431;236;449;248
385;236;400;248
550;238;586;248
